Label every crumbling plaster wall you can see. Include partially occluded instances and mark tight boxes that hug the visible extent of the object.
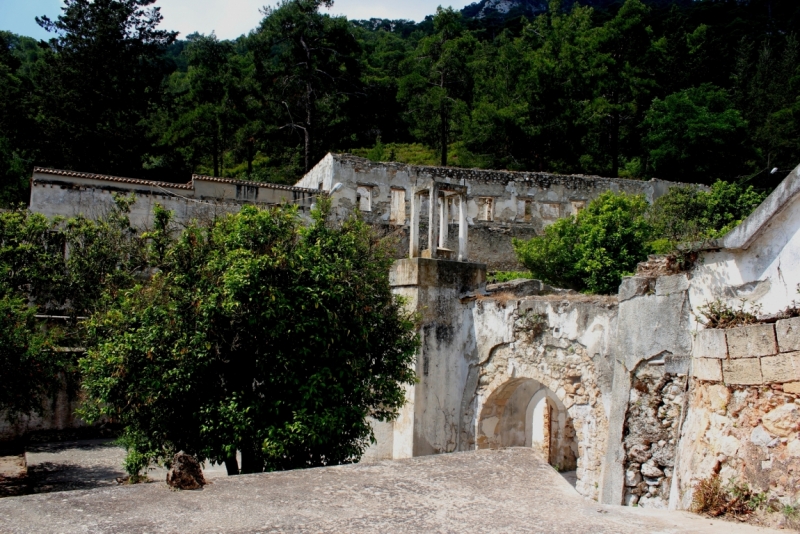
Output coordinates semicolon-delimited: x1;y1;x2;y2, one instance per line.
671;168;800;512
463;295;618;499
600;273;693;507
298;154;680;269
381;260;619;499
30;171;315;229
688;167;800;321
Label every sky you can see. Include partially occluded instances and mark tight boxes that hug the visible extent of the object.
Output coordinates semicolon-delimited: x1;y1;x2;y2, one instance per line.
0;0;475;41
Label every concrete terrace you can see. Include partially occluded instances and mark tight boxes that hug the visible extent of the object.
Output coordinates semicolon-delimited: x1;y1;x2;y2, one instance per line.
0;448;782;534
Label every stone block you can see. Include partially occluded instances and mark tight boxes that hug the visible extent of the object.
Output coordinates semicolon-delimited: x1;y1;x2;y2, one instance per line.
693;358;722;382
618;276;654;302
722;358;763;385
777;317;800;353
693;329;727;359
665;354;690;374
762;403;800;437
655;274;689;296
760;352;800;383
726;324;777;358
784;381;800;394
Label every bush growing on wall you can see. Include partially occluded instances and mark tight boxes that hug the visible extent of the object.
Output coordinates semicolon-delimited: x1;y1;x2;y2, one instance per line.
647;180;766;252
79;201;419;475
513;191;653;295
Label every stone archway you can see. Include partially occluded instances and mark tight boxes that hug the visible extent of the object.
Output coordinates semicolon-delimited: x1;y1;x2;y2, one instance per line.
477;377;577;471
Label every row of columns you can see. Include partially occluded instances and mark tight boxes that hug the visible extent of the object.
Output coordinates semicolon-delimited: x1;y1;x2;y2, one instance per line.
409;182;468;262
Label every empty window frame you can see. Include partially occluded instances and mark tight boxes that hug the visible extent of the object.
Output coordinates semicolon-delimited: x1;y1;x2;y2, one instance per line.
477;197;494;222
571;201;586;214
356;185;372;212
390;188;406;224
523;200;533;222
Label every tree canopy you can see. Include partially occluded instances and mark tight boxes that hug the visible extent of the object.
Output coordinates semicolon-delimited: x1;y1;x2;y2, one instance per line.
78;202;418;475
1;0;800;202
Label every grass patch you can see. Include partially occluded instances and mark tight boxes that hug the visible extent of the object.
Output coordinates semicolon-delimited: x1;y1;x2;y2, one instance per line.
695;299;760;329
691;475;767;518
487;271;534;284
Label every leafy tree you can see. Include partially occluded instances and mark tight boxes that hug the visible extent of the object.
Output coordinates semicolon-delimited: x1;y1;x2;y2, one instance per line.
252;0;363;172
158;34;242;178
644;84;750;183
33;0;176;175
586;0;655;176
513;191;652;294
733;35;800;181
398;7;476;166
0;32;32;206
647;180;767;252
0;197;146;421
79;202;418;475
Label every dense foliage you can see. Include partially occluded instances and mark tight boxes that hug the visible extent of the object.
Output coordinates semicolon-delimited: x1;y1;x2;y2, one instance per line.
1;0;800;202
647;181;767;252
513;192;653;294
0;197;144;419
513;179;767;293
78;202;418;474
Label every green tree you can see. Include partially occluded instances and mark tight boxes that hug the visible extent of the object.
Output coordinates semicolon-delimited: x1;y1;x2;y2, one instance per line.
0;32;32;206
159;34;243;178
648;180;767;252
733;35;800;179
80;202;418;475
33;0;176;175
644;84;750;183
398;7;476;166
513;192;653;294
252;0;362;173
0;197;146;421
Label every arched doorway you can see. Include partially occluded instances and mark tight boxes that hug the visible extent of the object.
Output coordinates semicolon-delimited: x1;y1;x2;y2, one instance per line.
477;378;577;471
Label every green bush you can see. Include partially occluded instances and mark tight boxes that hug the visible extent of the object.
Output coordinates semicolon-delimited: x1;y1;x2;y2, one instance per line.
513;192;653;294
648;180;767;252
79;200;419;474
487;271;534;284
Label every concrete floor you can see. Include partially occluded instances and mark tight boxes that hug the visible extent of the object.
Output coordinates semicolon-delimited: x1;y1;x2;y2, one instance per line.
0;447;785;533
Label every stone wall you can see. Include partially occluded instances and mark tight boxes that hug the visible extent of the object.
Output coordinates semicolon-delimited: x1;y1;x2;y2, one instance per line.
378;263;619;499
464;294;618;498
674;319;800;510
298;154;686;270
30;168;316;229
622;361;687;508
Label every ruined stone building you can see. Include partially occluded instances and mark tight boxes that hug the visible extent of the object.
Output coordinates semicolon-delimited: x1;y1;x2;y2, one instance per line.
298;154;681;269
16;156;800;512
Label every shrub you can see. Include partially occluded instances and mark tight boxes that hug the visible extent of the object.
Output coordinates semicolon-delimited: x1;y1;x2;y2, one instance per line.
648;180;766;252
513;192;652;294
696;299;760;329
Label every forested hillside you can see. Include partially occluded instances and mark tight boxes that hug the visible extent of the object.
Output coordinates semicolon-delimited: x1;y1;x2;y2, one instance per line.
1;0;799;205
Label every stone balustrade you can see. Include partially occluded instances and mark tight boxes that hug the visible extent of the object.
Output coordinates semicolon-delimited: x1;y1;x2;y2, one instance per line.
692;317;800;392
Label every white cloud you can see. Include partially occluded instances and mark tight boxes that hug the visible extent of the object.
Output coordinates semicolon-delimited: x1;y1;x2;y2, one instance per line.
157;0;475;40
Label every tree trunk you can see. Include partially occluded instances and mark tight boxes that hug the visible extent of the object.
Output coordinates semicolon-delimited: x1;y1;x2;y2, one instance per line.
247;143;253;175
304;83;313;172
213;129;220;177
224;453;239;476
239;446;261;474
440;105;448;167
610;108;620;177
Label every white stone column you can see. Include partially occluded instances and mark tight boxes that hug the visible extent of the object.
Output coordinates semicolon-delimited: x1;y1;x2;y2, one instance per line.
409;190;421;258
427;184;439;259
458;194;468;262
439;194;448;249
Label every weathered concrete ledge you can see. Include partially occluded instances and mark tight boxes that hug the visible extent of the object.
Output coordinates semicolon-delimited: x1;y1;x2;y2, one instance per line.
0;449;780;534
